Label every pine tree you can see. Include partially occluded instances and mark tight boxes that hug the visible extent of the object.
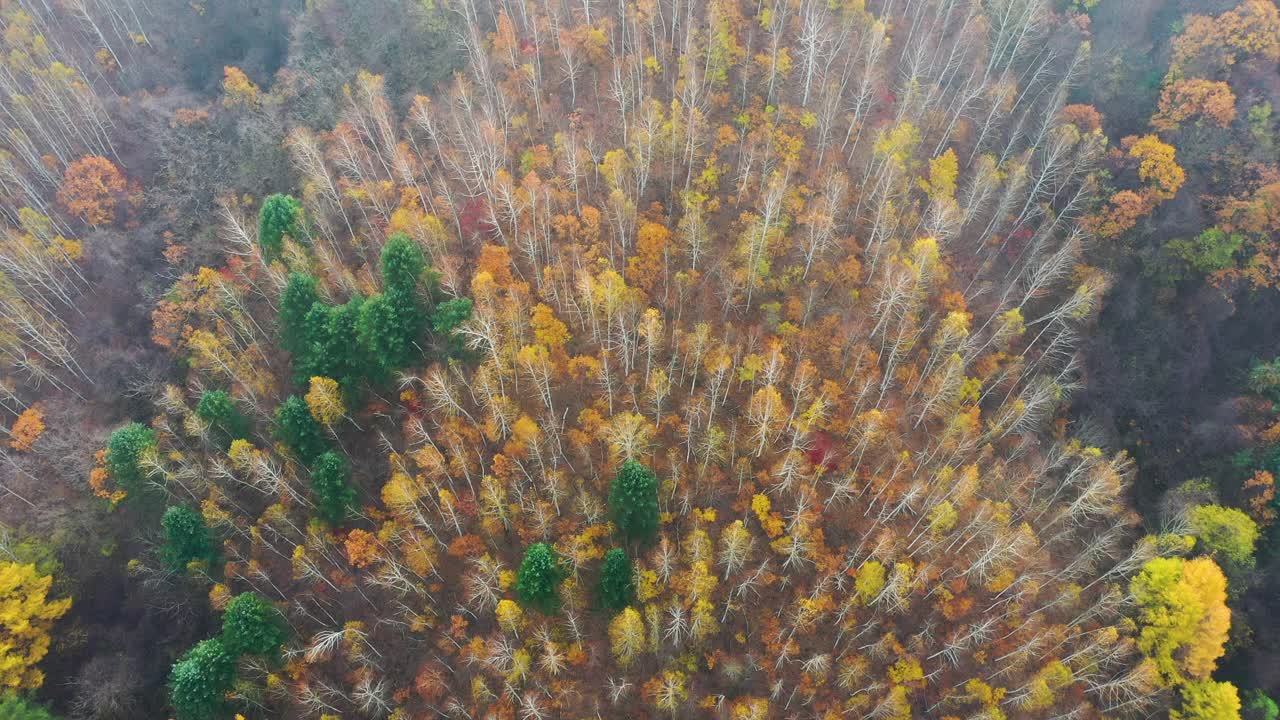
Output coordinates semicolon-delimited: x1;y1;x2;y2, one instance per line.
274;396;328;463
161;506;217;572
516;542;563;613
379;232;427;295
432;297;474;334
0;694;58;720
258;194;303;260
195;389;249;448
309;451;356;526
279;272;319;357
301;298;370;388
597;548;635;611
1243;689;1279;720
106;422;156;496
221;592;287;658
431;297;474;356
358;234;429;375
169;638;236;720
608;460;660;541
356;293;414;381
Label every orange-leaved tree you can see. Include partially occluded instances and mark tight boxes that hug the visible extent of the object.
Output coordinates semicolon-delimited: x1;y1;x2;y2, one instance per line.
56;155;125;226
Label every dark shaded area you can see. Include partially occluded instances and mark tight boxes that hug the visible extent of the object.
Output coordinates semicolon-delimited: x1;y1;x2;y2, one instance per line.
171;0;296;94
290;0;460;106
1071;0;1280;700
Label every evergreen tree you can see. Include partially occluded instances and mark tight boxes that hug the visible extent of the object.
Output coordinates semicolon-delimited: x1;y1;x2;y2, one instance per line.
168;638;236;720
357;234;429;375
431;297;473;334
279;272;319;357
274;396;328;463
597;548;634;611
221;592;287;658
357;293;415;379
161;506;217;571
516;542;563;613
105;422;156;496
432;297;474;356
257;193;302;260
608;460;660;541
301;298;369;388
309;451;356;526
195;389;248;448
379;232;426;295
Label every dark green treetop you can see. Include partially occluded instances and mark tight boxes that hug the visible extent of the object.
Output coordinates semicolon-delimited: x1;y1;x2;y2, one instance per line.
516;542;564;614
597;548;635;611
221;592;288;658
0;694;59;720
257;194;303;260
608;460;660;541
274;396;328;463
106;422;157;496
161;505;218;572
168;638;236;720
309;451;356;527
279;272;319;357
195;389;249;448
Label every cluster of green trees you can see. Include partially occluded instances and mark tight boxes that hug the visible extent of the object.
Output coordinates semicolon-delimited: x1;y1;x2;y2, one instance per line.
104;423;222;573
515;460;659;615
169;592;287;720
265;199;473;527
0;694;59;720
277;222;471;388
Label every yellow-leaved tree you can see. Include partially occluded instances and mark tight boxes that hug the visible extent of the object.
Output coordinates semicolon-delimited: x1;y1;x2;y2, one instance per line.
0;562;72;690
1130;556;1230;684
608;607;645;667
305;376;346;427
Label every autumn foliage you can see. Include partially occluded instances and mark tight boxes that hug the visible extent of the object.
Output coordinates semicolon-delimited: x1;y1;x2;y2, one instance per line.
1151;79;1238;132
0;561;71;691
56;154;125;226
117;0;1234;718
8;406;45;451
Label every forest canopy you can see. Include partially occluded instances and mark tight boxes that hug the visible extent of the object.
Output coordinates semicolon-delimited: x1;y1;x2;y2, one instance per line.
1;0;1279;718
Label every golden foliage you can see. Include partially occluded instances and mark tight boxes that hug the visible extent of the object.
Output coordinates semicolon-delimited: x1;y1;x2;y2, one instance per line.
0;562;71;690
8;406;44;451
56;155;125;226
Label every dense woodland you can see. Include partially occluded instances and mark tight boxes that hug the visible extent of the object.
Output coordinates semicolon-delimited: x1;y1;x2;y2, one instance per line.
0;0;1278;718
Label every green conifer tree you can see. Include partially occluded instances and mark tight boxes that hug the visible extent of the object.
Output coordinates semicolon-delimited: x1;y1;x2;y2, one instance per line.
106;422;156;496
597;548;635;611
195;389;249;448
516;542;564;613
608;460;660;541
257;194;303;260
274;396;328;463
161;505;218;571
221;592;287;658
169;638;236;720
310;451;356;526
